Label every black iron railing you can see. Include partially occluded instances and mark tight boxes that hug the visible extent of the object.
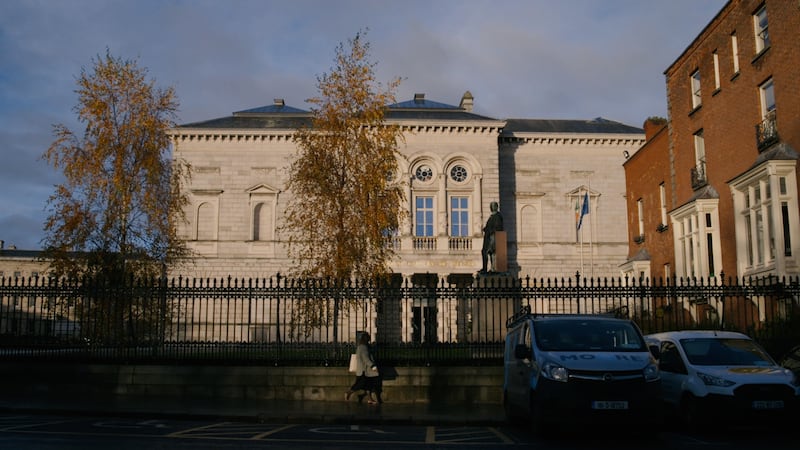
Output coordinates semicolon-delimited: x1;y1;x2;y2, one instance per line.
756;111;779;151
691;160;707;190
1;273;798;365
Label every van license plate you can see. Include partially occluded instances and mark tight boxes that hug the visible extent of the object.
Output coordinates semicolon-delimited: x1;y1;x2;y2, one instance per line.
592;401;628;410
752;400;783;410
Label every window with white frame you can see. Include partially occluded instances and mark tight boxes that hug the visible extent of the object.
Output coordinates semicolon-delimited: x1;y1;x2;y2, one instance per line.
637;199;645;238
731;32;740;73
671;200;720;279
754;5;770;54
746;183;771;266
449;196;469;237
690;69;702;109
759;78;775;118
713;51;720;90
779;177;792;257
730;162;799;276
694;130;706;181
659;183;668;227
415;196;434;237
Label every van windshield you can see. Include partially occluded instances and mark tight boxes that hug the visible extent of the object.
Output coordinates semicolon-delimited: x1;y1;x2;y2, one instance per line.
679;338;775;366
534;319;646;352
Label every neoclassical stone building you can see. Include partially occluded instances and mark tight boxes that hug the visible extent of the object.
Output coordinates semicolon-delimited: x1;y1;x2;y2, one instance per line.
169;92;645;281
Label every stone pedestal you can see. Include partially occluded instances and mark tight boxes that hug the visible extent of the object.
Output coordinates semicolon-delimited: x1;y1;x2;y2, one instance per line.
494;231;507;272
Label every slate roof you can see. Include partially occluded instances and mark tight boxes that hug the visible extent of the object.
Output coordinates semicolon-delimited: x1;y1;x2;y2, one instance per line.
177;95;499;130
502;117;643;135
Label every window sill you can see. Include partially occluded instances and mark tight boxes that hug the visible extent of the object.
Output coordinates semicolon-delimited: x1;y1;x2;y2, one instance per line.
712;88;721;97
751;46;771;64
688;105;702;117
730;71;740;82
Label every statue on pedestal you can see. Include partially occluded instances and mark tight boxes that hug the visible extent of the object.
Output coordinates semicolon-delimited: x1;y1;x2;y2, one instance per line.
480;201;503;273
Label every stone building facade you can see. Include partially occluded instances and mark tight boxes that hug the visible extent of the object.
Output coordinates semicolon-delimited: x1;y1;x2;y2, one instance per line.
170;92;645;282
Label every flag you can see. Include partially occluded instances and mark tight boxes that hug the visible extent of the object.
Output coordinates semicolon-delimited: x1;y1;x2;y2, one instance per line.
578;192;589;230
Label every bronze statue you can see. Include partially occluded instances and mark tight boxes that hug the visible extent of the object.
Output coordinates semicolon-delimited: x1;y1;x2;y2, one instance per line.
480;201;503;273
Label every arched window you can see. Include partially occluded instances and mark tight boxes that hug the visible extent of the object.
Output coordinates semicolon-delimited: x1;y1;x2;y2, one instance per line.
196;202;216;240
253;202;273;241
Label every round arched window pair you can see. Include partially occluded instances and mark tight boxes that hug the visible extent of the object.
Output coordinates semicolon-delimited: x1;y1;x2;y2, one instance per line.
415;164;469;182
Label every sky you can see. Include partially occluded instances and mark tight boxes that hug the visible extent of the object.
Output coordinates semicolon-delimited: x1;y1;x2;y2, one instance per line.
0;0;727;250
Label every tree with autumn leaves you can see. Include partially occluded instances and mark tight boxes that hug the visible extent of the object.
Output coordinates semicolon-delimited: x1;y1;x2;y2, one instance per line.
42;51;190;280
284;33;405;281
282;33;406;339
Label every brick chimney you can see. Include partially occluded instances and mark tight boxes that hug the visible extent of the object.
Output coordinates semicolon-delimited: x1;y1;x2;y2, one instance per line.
643;117;667;141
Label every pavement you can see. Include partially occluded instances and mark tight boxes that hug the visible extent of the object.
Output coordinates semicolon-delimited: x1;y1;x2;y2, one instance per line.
0;391;507;426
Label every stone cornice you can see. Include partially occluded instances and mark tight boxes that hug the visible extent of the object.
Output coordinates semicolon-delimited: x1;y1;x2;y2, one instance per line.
170;121;506;142
500;135;645;147
170;129;296;143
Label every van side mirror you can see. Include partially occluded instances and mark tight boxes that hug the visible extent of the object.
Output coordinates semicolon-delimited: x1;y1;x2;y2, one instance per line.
514;344;532;360
649;344;660;360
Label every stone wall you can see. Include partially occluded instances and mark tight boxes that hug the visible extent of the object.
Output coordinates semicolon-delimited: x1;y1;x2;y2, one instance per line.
0;362;503;406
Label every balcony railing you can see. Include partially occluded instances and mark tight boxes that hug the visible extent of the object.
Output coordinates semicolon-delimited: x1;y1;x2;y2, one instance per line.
412;236;436;251
690;160;707;190
756;111;779;152
448;237;472;251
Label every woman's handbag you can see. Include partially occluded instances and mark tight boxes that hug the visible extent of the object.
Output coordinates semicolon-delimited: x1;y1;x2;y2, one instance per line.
348;354;358;373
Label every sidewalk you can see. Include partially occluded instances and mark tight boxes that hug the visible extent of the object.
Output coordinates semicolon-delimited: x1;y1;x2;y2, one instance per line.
0;391;506;426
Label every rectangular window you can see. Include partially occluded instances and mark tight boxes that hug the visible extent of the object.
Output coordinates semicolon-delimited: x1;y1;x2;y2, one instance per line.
694;130;705;163
731;32;740;73
449;196;469;237
637;199;644;236
659;183;668;226
745;210;754;266
690;69;702;108
713;51;720;90
707;233;715;277
694;130;706;183
754;5;770;53
759;78;775;118
782;202;792;256
415;196;434;237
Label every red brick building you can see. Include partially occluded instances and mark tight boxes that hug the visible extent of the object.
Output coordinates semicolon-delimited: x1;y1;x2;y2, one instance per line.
621;118;674;281
625;0;800;281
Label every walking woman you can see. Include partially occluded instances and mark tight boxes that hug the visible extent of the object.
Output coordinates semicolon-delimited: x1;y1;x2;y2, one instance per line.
345;332;381;404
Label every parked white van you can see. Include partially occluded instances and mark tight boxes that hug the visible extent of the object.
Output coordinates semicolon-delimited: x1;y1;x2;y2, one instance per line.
503;307;661;431
645;330;799;428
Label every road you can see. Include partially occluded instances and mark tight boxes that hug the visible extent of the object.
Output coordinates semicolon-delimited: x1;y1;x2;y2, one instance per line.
0;412;795;449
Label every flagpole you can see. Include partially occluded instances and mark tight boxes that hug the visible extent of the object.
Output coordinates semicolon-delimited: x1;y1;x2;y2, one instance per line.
588;180;594;280
580;189;584;276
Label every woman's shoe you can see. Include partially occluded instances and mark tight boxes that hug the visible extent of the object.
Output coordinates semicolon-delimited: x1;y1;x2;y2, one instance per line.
345;391;352;401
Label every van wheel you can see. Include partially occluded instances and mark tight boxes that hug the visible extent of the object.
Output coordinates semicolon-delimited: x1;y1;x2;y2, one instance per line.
529;392;547;436
503;391;517;424
680;395;701;432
